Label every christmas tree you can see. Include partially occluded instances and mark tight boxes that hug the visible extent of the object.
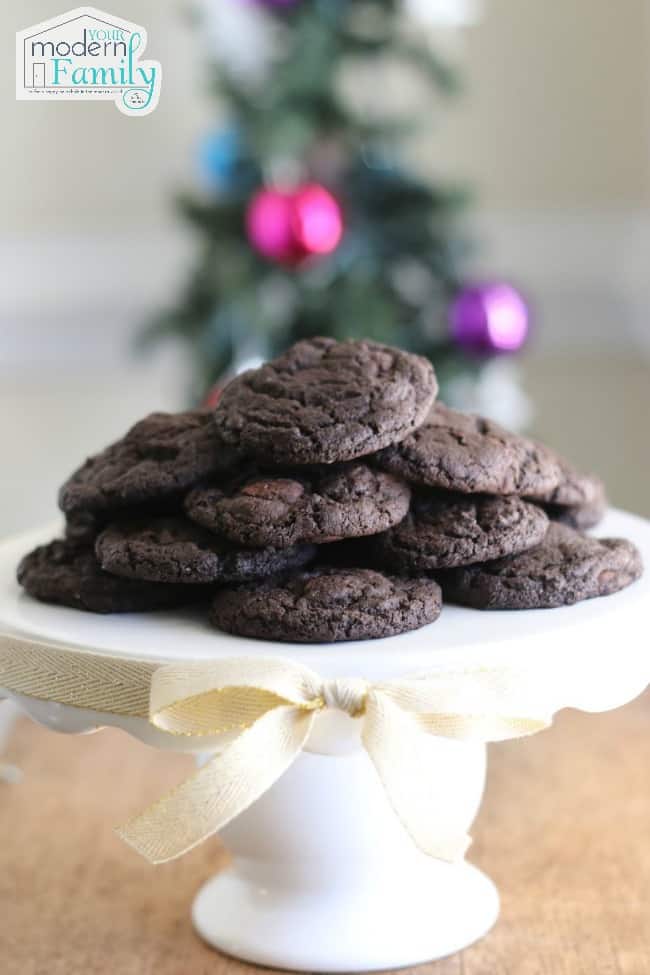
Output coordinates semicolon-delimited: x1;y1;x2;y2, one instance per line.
145;0;529;412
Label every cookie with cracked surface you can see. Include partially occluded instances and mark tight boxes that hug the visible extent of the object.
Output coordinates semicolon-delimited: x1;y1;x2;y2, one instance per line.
373;493;549;571
374;403;562;497
438;522;642;610
212;337;437;465
545;494;607;532
184;463;411;549
64;496;184;546
95;516;316;585
59;410;238;516
527;460;607;531
16;540;198;614
210;567;442;643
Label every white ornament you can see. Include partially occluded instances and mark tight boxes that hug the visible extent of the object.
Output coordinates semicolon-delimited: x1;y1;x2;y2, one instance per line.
444;359;533;432
404;0;482;28
197;0;277;83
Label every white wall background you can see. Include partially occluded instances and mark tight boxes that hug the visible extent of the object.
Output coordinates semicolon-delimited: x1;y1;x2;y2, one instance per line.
0;0;649;369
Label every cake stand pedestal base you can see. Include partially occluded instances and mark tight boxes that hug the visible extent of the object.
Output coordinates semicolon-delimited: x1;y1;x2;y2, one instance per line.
192;741;497;972
3;512;649;973
193;859;498;972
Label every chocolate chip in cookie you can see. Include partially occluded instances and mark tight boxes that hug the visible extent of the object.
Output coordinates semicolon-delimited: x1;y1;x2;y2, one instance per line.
95;516;316;585
185;463;411;549
373;493;549;571
438;522;642;610
59;410;238;516
374;403;562;497
210;566;442;643
212;337;437;465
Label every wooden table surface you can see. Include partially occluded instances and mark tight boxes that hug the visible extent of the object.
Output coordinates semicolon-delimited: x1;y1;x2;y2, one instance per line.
1;689;650;975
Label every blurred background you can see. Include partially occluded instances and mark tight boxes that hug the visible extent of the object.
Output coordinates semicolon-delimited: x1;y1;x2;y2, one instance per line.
1;0;649;539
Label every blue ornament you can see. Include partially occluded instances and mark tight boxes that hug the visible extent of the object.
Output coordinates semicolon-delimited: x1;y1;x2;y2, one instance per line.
197;126;243;192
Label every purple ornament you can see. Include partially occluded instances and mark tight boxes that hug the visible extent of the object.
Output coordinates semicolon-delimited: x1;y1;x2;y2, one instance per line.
450;283;529;355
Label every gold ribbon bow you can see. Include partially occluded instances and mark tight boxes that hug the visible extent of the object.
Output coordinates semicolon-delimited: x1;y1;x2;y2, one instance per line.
117;656;551;864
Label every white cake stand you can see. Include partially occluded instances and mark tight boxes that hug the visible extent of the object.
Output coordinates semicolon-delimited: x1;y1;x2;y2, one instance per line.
1;509;649;972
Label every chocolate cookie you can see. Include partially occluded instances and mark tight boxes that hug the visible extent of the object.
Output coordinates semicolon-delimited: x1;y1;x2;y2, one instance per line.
374;403;562;496
17;540;197;614
373;493;549;570
59;410;237;516
438;523;642;610
545;495;607;532
95;516;316;585
210;567;442;643
212;337;437;465
529;458;604;508
185;464;411;549
64;511;104;546
528;460;607;531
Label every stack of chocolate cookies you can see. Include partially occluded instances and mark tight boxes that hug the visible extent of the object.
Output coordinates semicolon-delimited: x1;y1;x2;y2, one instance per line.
17;338;643;642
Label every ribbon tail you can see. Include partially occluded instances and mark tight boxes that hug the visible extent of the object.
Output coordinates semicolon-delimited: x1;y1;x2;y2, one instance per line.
116;705;314;864
362;693;471;862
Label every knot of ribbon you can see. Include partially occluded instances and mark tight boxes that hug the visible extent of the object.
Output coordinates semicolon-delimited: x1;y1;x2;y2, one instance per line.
320;677;367;717
116;656;551;865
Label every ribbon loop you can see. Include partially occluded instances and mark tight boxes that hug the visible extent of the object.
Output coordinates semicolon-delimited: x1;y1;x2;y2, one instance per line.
118;704;315;864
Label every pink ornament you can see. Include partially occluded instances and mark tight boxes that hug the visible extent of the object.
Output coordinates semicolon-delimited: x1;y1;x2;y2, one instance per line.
246;184;343;265
450;282;530;355
292;184;343;255
246;189;298;264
